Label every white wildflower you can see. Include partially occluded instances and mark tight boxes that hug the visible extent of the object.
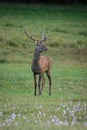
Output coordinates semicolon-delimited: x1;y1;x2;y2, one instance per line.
0;112;3;117
63;110;66;116
18;113;21;117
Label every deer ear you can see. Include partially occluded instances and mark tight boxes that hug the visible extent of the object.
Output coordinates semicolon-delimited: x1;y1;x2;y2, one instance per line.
35;40;38;46
40;41;45;45
35;41;37;46
39;41;42;44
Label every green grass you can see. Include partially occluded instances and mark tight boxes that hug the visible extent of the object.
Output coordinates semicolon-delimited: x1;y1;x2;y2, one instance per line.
0;3;87;130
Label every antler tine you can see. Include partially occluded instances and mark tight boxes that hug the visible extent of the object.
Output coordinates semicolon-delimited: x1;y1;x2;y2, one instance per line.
25;29;36;42
40;29;47;44
41;31;45;41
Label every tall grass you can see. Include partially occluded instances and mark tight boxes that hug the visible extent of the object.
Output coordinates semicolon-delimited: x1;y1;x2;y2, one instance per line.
0;4;87;64
0;4;87;130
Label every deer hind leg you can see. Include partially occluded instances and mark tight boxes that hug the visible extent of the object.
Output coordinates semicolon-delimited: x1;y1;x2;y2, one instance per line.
33;73;37;96
46;71;52;95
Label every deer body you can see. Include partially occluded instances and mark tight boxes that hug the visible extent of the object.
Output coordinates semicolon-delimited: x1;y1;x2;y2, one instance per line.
25;30;52;95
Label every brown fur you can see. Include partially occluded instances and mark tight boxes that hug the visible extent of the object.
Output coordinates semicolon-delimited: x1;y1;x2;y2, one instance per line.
39;56;52;73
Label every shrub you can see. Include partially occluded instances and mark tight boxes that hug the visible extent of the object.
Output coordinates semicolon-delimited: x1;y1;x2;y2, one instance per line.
49;37;67;48
78;31;87;36
6;40;18;47
4;23;14;27
0;57;8;63
77;40;87;49
0;36;3;41
54;27;68;33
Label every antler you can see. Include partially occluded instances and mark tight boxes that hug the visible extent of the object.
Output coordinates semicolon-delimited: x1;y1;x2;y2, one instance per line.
41;32;47;41
25;29;48;45
25;29;37;42
40;29;47;44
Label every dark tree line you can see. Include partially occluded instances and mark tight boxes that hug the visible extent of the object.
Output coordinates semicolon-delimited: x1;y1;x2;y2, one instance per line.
0;0;87;4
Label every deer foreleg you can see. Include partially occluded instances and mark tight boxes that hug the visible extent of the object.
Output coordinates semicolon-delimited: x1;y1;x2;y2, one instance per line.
38;75;41;95
34;74;37;96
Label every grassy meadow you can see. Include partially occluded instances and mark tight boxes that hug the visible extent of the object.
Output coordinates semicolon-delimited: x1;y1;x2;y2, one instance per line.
0;4;87;130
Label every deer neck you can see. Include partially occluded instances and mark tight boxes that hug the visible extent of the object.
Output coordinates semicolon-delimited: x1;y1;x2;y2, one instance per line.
34;51;40;65
32;51;41;74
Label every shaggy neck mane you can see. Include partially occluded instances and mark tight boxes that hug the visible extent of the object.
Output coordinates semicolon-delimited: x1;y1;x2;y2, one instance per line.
32;51;41;74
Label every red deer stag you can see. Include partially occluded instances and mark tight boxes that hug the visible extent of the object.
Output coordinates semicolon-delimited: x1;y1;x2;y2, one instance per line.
25;29;52;96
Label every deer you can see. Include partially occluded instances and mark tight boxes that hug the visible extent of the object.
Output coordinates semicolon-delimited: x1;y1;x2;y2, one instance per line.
25;29;52;96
